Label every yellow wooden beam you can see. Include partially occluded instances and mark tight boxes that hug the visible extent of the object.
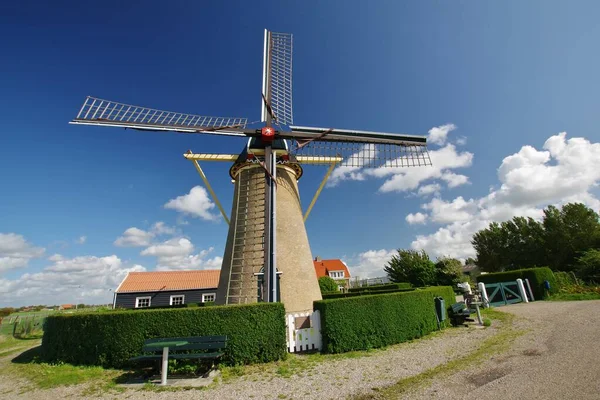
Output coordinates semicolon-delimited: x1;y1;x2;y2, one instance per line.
304;162;337;222
187;155;230;225
184;153;238;161
296;156;343;164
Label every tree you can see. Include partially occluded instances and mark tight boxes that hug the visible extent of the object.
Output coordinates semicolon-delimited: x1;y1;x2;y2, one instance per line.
465;257;477;265
543;203;600;271
318;276;339;294
576;249;600;282
435;257;464;287
384;249;436;287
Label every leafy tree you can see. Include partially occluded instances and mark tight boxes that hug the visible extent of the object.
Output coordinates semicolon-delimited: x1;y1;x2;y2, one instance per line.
543;203;600;271
465;257;477;265
576;249;600;282
384;250;436;287
435;257;464;287
318;276;339;294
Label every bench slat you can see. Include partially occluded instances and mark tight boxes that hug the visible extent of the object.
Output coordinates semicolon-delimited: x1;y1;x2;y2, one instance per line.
144;335;227;345
169;352;223;360
129;355;162;361
141;341;226;353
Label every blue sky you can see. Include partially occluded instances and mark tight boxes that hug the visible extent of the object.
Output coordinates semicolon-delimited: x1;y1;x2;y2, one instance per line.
1;1;599;306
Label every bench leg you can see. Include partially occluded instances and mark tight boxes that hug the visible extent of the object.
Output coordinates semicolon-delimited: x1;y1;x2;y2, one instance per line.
161;347;169;385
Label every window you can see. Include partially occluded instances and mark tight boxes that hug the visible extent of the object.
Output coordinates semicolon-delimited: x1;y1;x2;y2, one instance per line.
170;295;185;306
135;296;151;308
329;271;344;279
338;285;345;292
202;293;216;303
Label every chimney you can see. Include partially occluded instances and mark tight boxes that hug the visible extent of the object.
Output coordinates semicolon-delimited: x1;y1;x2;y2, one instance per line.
314;256;322;262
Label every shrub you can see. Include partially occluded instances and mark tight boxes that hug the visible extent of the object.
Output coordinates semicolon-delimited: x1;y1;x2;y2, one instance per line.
348;283;411;293
314;286;455;353
477;267;556;299
318;276;339;294
41;303;286;368
554;271;577;289
323;287;414;300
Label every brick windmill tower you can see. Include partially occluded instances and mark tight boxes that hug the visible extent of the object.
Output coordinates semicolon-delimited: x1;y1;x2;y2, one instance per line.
70;30;431;313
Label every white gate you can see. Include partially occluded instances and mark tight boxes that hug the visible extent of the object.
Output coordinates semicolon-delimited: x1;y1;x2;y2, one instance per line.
286;310;322;353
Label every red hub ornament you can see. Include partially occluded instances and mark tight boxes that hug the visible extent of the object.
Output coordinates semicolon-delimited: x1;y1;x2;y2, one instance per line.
261;126;275;142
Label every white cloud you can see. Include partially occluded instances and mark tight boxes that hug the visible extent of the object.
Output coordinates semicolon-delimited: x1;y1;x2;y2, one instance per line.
0;255;145;306
76;236;87;244
428;123;457;146
114;222;177;247
440;172;470;188
164;186;219;221
345;249;396;279
0;233;45;272
417;183;442;197
455;136;468;146
409;132;600;259
114;227;154;247
406;212;427;225
141;237;222;271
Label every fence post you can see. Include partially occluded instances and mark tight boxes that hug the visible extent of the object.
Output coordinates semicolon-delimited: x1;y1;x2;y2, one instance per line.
524;279;535;301
478;282;490;308
516;279;529;303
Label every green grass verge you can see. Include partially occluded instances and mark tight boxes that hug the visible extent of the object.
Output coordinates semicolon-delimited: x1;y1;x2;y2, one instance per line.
547;292;600;301
351;308;524;399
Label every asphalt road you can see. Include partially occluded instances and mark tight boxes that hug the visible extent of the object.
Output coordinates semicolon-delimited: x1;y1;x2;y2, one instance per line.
411;300;600;400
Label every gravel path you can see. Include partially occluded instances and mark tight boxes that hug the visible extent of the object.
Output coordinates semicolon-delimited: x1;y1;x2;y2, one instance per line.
409;300;600;400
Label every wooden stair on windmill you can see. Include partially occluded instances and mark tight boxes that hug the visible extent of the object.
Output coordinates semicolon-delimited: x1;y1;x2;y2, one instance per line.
225;168;266;304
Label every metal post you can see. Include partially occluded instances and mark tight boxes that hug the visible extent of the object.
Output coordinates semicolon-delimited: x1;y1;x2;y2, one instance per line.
161;346;168;385
263;146;278;302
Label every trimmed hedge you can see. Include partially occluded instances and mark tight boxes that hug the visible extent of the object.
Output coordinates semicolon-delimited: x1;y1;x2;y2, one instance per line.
477;267;556;299
322;288;414;300
348;282;411;293
314;286;455;353
41;302;286;368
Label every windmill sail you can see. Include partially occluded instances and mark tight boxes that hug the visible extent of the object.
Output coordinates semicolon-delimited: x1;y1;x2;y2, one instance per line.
286;125;431;168
262;30;294;126
70;96;248;136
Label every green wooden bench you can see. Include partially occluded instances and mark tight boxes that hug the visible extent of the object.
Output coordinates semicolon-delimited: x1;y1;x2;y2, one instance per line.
130;335;227;385
450;302;476;326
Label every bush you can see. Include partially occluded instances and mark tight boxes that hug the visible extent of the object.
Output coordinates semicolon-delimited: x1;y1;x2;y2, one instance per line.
41;303;286;368
554;271;577;289
322;288;414;300
348;283;411;293
314;286;455;353
477;267;556;299
318;276;339;294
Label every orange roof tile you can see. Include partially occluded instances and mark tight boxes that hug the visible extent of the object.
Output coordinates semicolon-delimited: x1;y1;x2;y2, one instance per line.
313;259;351;279
116;270;220;293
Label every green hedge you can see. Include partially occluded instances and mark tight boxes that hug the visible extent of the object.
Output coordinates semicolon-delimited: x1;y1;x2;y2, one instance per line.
477;267;556;299
314;286;455;353
348;283;412;293
322;288;414;300
41;303;286;368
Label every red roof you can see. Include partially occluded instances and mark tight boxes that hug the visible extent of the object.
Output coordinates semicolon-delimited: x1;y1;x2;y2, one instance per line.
116;270;220;293
313;259;351;279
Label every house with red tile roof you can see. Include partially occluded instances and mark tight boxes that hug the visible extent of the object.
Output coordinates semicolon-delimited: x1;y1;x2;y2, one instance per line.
313;257;351;290
114;270;220;309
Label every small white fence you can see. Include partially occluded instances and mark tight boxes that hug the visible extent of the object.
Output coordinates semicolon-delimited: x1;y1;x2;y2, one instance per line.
286;310;322;353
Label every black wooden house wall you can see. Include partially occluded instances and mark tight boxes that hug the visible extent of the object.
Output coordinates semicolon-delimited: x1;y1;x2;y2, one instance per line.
115;288;217;309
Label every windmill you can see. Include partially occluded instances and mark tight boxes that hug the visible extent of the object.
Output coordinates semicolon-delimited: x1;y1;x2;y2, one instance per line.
70;30;431;313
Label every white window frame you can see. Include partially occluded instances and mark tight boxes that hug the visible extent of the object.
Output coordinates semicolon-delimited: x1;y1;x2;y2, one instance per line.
169;294;185;306
135;296;151;308
329;271;344;279
202;293;216;303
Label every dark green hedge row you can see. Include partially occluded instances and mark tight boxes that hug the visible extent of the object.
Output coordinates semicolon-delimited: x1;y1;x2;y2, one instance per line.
322;288;414;300
41;303;286;368
314;286;455;353
348;282;412;293
477;267;556;299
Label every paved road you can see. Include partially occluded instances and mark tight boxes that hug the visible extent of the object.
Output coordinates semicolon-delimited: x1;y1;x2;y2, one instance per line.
411;300;600;400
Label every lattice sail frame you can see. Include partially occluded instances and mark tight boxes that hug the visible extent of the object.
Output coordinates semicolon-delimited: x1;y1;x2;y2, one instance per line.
71;96;248;134
262;30;293;126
